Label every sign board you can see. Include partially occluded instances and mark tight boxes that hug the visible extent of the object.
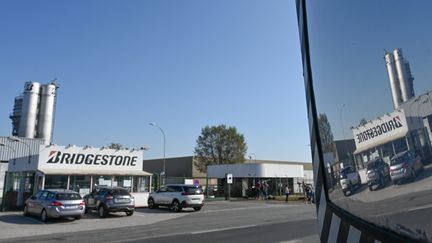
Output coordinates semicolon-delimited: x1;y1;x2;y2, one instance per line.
352;110;408;153
193;179;200;187
37;145;144;173
226;173;233;184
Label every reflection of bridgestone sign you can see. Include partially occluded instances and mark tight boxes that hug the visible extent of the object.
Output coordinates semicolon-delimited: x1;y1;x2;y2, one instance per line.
47;151;138;166
356;116;403;144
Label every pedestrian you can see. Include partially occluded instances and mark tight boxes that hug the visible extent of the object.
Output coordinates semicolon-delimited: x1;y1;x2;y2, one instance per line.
284;184;290;202
263;180;269;199
255;180;262;199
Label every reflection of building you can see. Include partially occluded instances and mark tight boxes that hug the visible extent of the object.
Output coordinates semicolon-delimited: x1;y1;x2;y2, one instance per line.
351;110;432;168
385;48;415;109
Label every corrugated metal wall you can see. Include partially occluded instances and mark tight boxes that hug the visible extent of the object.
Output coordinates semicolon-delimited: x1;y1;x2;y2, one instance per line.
0;137;45;161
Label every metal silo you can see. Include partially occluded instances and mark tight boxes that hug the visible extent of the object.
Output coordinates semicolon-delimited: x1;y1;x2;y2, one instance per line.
18;81;40;138
384;52;402;109
36;82;58;144
393;48;411;102
10;96;23;136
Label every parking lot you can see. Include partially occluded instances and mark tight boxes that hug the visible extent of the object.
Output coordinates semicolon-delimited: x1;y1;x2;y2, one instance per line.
0;200;317;242
0;207;186;240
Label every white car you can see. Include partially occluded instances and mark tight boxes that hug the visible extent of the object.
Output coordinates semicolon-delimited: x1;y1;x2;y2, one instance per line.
339;166;361;196
147;184;204;212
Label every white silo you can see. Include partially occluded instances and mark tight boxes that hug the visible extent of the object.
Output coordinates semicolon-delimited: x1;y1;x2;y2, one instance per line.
393;48;412;102
18;81;40;138
36;82;58;144
385;52;402;109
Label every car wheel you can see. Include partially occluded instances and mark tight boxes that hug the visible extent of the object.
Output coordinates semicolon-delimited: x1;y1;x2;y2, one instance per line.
393;180;398;185
23;205;29;216
380;177;385;188
126;210;134;216
368;185;373;191
343;190;348;196
41;209;48;222
171;200;182;212
84;207;88;214
75;215;82;220
193;206;202;211
98;205;108;218
148;198;157;209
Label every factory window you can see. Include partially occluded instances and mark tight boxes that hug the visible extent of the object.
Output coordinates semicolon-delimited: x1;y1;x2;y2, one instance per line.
393;138;408;154
69;175;91;195
113;176;132;191
45;175;68;189
94;175;112;187
132;176;149;192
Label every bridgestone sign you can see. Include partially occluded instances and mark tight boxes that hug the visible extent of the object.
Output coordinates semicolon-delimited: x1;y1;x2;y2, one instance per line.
39;145;143;173
352;110;408;153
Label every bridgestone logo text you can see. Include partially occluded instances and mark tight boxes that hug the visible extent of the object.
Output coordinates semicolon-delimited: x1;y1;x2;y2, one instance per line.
356;116;403;144
47;151;137;166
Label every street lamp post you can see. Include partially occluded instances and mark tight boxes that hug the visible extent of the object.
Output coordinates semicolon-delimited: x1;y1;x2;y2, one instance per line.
339;104;351;169
149;122;166;187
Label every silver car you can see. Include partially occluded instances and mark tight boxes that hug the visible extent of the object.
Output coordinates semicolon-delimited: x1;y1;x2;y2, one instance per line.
24;189;85;222
390;151;424;184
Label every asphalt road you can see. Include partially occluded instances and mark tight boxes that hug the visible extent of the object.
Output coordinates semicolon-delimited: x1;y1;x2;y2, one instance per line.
0;200;319;243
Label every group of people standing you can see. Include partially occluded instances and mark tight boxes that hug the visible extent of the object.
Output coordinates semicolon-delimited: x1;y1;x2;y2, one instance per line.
252;180;270;199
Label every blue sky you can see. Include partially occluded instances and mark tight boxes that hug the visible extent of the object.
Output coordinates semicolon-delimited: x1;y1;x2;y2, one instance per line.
307;1;432;140
0;1;311;162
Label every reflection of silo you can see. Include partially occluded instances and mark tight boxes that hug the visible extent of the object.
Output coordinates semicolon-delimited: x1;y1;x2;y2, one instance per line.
36;83;58;144
18;81;40;138
385;52;402;109
393;48;413;102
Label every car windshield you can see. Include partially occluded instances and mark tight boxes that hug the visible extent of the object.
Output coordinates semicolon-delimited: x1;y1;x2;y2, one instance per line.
55;193;82;200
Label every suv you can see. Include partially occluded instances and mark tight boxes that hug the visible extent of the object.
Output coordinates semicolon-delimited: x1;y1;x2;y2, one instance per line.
147;184;204;212
24;189;85;222
84;187;135;217
390;151;424;185
366;158;390;191
339;166;361;196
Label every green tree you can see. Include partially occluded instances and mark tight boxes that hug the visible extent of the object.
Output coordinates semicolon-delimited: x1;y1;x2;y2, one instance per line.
108;142;123;150
318;113;334;153
194;124;247;173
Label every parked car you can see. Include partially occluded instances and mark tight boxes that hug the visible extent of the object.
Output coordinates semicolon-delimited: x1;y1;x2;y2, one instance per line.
366;158;390;191
390;151;424;184
84;187;135;217
23;189;85;222
147;184;204;212
339;166;361;196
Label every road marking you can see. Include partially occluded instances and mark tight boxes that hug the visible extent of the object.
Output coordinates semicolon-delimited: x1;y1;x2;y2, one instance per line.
407;204;432;212
203;204;290;213
190;224;257;234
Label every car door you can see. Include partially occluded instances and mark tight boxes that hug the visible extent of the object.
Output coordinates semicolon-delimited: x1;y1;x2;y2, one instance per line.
27;191;43;214
153;187;168;205
35;191;49;214
85;189;99;209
